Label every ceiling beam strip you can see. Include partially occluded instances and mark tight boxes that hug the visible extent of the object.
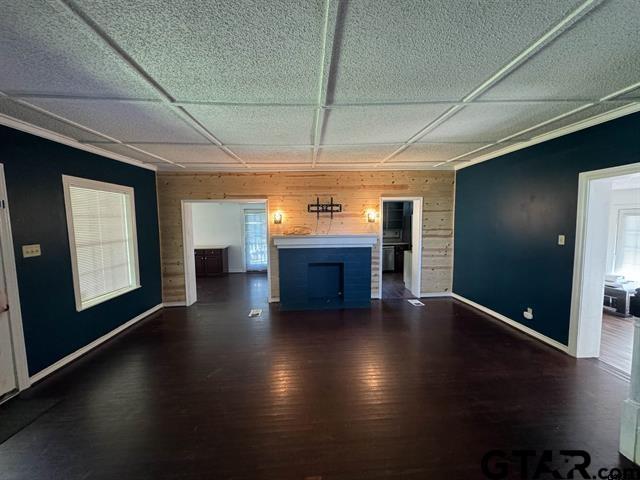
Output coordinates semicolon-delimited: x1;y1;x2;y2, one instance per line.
51;0;248;168
7;92;634;107
376;0;603;166
311;0;341;168
0;92;184;167
436;79;640;167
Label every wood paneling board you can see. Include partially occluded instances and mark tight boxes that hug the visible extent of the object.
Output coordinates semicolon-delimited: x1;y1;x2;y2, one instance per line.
157;171;455;302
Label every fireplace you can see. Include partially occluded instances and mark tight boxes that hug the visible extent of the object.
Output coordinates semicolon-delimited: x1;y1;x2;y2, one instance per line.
274;235;378;311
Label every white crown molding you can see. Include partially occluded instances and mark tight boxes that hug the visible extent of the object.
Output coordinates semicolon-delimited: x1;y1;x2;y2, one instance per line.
156;163;455;173
455;102;640;170
0;113;158;171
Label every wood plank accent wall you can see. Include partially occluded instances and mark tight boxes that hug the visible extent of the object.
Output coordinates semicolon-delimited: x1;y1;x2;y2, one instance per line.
157;171;455;303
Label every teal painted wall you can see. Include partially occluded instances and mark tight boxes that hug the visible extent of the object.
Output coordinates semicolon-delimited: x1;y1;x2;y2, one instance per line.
453;113;640;345
0;126;162;375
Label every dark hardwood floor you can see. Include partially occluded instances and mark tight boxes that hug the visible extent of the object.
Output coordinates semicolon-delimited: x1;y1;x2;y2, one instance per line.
600;312;634;375
382;271;414;299
196;271;268;304
0;274;636;479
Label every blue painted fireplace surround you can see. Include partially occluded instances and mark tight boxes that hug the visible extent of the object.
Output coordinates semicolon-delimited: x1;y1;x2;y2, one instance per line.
275;236;376;311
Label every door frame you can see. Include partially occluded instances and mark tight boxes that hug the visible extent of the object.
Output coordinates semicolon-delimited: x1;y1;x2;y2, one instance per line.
0;164;30;393
378;196;423;298
568;162;640;357
180;198;270;306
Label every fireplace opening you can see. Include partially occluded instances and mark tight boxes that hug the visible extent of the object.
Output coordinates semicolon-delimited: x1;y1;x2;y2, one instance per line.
308;262;344;302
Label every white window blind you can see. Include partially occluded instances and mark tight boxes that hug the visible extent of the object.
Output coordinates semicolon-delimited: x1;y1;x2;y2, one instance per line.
244;210;267;271
615;208;640;282
63;176;139;311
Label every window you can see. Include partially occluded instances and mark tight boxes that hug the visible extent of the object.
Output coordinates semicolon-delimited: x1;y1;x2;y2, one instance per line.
614;208;640;281
63;176;140;311
244;209;267;271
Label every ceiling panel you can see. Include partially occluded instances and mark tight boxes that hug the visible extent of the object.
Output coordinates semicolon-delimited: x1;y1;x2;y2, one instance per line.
0;98;106;142
321;104;452;145
74;0;325;103
390;143;488;164
317;145;399;164
329;0;580;103
508;101;638;141
25;98;208;143
0;1;159;99
420;102;587;143
83;142;166;164
231;147;312;164
482;0;640;101
187;105;315;145
127;143;238;164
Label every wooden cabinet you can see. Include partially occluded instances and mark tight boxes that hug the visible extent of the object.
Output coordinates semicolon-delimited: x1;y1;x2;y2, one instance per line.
195;247;229;277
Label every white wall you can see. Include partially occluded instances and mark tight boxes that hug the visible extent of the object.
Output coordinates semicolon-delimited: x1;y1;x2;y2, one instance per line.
191;202;264;273
605;187;640;278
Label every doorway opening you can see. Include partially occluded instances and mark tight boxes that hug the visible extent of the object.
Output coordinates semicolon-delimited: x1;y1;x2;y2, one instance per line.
181;200;269;306
569;164;640;376
379;197;423;299
0;164;29;401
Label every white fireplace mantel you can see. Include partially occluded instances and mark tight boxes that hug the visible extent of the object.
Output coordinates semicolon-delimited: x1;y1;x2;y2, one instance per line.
272;234;378;249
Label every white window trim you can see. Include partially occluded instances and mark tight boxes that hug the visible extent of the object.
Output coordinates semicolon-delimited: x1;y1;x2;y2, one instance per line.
62;175;141;312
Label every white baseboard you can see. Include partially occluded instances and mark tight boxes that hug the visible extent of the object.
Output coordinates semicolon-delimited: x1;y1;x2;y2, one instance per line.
269;296;280;303
451;293;568;353
29;304;163;384
163;301;186;307
420;292;452;298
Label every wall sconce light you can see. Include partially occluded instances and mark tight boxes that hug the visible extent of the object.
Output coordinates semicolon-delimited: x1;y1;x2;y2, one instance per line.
366;210;377;223
273;211;283;224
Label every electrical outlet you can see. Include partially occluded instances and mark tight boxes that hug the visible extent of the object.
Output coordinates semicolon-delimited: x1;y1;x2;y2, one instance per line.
22;244;41;258
523;308;534;320
558;235;566;246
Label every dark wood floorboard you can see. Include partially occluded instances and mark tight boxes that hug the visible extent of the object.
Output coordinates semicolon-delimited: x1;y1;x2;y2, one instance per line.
381;272;414;299
600;312;634;375
196;272;268;304
0;274;635;479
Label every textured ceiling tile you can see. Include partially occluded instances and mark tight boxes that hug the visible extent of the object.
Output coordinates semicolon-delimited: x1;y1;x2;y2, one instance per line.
508;101;638;141
329;0;579;103
83;142;163;164
0;1;158;98
231;147;312;163
390;143;488;164
482;0;640;100
128;143;238;164
25;99;208;143
75;0;325;103
420;102;587;143
322;104;451;145
317;145;400;163
0;98;106;142
186;105;315;145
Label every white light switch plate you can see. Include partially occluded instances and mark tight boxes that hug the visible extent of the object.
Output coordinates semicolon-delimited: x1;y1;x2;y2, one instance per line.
22;244;41;258
558;235;566;246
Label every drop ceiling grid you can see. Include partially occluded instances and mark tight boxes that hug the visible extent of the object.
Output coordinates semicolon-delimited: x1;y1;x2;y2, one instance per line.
0;0;638;171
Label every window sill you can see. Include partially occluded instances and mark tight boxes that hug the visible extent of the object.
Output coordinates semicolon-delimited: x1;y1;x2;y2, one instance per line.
76;284;142;312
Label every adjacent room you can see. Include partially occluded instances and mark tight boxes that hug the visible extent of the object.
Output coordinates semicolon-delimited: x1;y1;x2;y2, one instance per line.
1;1;640;479
600;174;640;374
183;201;269;305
